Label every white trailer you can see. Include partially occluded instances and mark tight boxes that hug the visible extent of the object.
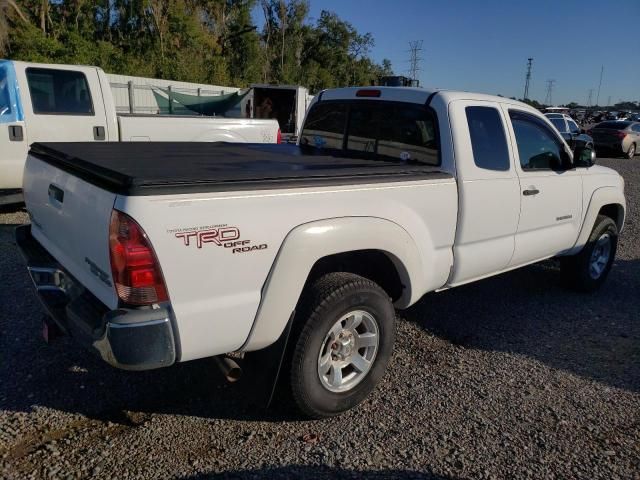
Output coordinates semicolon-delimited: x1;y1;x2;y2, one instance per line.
225;84;313;141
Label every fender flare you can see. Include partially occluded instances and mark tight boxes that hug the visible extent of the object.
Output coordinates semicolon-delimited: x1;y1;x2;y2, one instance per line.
241;217;428;351
567;186;626;255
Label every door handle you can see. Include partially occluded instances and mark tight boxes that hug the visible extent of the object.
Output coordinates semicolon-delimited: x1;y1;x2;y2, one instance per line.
93;126;105;141
8;125;23;141
48;184;64;203
522;188;540;196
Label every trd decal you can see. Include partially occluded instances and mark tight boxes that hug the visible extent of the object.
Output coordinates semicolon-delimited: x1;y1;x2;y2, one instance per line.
175;227;240;248
170;225;267;254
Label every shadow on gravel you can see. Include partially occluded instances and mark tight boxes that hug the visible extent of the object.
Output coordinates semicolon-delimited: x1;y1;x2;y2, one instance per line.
180;465;452;479
402;259;640;394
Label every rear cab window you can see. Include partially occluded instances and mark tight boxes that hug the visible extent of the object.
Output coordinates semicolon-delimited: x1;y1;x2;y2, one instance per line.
300;100;439;165
26;68;94;115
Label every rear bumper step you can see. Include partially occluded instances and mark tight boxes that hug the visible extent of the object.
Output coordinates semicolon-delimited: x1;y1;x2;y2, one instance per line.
15;225;176;371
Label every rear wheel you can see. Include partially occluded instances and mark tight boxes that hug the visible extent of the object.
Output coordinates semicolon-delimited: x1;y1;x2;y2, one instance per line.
560;215;618;292
289;273;395;418
627;143;636;159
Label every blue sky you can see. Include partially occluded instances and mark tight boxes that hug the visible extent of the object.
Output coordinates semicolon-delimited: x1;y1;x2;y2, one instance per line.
254;0;640;105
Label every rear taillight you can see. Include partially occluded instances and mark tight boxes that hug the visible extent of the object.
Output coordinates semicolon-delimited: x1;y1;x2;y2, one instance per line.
617;131;627;139
277;128;282;144
109;210;168;306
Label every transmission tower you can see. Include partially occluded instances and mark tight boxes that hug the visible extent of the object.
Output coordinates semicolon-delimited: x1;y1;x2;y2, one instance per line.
587;89;594;107
407;40;423;82
544;79;556;106
523;58;533;100
595;65;604;106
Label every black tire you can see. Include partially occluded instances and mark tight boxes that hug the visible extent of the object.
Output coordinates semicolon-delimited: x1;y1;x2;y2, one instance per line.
289;272;395;418
560;215;618;292
627;143;636;159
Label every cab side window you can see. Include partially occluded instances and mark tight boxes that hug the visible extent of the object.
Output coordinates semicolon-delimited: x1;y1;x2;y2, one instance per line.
509;111;565;170
567;120;580;134
465;106;510;171
26;68;94;115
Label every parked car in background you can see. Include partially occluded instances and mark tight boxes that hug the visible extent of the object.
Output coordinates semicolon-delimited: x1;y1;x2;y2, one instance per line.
545;113;595;154
588;121;640;158
629;114;640;122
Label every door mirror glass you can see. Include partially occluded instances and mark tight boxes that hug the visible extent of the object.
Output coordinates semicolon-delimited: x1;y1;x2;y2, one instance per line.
573;146;595;167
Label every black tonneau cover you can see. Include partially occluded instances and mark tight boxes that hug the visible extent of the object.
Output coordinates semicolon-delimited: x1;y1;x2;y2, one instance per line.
30;142;451;196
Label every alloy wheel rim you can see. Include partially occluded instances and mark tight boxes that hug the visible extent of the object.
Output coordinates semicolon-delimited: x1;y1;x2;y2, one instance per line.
589;233;611;279
317;310;379;393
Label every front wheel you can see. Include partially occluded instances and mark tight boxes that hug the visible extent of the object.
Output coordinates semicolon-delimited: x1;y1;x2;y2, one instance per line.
626;143;636;159
289;273;395;418
560;215;618;292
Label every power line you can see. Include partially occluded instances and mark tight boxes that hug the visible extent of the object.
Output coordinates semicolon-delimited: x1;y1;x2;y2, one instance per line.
544;79;556;106
407;40;423;82
523;58;533;100
595;65;604;106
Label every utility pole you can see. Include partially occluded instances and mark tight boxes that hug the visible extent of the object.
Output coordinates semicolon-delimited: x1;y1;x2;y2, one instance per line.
587;89;594;108
523;58;533;101
595;65;604;106
544;79;556;106
407;40;423;83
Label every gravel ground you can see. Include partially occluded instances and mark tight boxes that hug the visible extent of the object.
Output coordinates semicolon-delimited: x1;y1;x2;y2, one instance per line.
1;158;639;480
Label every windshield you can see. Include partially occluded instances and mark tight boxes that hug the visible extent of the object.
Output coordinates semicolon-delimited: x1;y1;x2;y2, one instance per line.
0;61;23;124
594;121;630;130
0;64;11;117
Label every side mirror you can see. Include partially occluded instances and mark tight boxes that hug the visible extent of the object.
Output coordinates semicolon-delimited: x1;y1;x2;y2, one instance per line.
573;146;596;167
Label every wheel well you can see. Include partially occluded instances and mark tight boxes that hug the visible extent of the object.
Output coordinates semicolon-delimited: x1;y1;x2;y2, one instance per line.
598;204;624;231
305;250;404;301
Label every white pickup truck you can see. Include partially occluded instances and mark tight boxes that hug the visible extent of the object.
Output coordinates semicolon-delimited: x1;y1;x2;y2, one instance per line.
17;86;625;418
0;60;280;204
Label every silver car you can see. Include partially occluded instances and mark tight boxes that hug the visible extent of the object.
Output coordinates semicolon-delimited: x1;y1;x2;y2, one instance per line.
589;121;640;159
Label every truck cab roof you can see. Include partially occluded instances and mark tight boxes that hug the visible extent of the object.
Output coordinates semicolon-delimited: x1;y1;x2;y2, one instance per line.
318;86;535;111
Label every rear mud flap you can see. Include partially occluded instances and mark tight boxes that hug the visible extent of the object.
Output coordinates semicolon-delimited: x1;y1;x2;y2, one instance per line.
239;311;294;408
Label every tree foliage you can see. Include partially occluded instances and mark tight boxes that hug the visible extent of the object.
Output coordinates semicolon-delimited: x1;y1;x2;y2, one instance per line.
1;0;393;92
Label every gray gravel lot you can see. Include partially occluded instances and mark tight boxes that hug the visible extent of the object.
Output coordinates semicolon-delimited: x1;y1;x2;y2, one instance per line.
1;158;639;480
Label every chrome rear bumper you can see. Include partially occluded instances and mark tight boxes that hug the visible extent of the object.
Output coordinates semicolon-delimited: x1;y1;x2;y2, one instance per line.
15;224;177;370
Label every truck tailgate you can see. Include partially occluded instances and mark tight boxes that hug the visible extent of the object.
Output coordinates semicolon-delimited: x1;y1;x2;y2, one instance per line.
23;155;119;309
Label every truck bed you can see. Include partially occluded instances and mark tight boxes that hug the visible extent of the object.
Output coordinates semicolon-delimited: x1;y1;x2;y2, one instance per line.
30;142;450;196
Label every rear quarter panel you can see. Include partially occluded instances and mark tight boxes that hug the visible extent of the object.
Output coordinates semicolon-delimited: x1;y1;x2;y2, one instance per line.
116;178;457;361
